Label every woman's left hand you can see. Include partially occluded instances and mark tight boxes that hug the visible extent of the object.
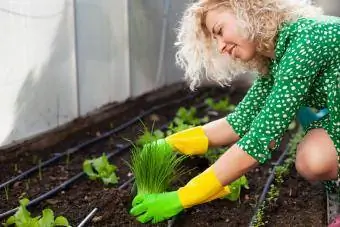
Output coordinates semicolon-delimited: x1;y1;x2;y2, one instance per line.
130;191;184;224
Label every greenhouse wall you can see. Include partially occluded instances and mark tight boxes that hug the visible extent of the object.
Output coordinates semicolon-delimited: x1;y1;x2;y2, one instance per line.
0;0;78;148
0;0;337;148
0;0;191;148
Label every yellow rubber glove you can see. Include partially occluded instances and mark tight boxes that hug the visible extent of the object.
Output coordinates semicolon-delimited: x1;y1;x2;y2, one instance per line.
178;166;230;208
165;126;209;155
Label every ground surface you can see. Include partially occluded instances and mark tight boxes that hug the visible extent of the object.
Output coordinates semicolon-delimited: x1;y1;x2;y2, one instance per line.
0;83;326;226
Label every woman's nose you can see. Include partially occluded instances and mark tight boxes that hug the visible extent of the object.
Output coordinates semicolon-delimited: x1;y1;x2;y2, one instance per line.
217;38;226;54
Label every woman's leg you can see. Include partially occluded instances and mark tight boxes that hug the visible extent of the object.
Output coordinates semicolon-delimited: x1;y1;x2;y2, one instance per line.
295;128;338;181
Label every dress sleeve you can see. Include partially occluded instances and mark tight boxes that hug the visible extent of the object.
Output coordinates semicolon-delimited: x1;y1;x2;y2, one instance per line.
226;75;274;137
236;29;327;164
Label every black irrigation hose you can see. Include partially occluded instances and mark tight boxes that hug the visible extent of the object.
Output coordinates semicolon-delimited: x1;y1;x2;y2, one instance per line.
0;94;229;221
0;93;204;191
0;144;131;220
248;139;291;227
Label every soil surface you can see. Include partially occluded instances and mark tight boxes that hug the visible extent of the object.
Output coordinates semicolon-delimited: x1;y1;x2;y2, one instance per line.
0;83;326;226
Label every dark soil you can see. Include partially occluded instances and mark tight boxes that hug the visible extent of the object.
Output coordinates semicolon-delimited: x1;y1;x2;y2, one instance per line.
265;168;326;226
0;82;326;227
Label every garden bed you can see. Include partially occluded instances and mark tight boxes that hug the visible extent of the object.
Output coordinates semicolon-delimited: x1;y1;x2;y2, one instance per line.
0;82;326;226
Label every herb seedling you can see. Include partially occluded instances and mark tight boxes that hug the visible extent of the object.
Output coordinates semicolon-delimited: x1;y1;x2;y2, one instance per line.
166;119;192;136
224;175;249;201
173;107;208;126
3;198;70;227
38;159;42;181
204;148;226;164
204;98;235;112
130;141;186;195
137;129;164;147
4;185;9;201
83;154;119;185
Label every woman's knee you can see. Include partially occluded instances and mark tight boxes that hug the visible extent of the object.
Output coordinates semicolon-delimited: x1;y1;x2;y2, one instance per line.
295;129;338;181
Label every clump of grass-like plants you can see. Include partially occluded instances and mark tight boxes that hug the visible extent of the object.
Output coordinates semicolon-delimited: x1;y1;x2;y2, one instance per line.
130;141;186;195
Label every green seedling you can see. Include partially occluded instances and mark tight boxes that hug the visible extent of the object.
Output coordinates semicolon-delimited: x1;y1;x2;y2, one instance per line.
83;154;119;185
3;198;70;227
4;185;9;201
25;179;30;191
224;175;249;201
174;107;208;126
66;152;70;168
204;97;235;112
266;184;279;205
130;141;186;195
38;159;42;181
136;120;165;147
137;129;164;147
204;148;226;164
166;119;192;136
253;204;266;227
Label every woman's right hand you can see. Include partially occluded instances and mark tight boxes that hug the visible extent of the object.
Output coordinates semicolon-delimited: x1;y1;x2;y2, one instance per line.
148;126;209;155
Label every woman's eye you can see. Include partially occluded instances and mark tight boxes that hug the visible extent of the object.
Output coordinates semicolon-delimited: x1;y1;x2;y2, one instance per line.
218;28;222;35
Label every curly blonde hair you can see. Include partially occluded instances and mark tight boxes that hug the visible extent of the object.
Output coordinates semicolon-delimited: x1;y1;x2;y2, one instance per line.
175;0;323;90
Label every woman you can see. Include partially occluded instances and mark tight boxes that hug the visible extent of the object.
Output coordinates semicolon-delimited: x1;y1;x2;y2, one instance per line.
130;0;340;225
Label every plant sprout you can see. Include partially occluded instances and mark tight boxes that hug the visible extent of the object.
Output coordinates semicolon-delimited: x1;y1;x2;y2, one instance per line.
224;175;249;201
38;159;42;181
136;129;164;147
83;154;119;185
4;198;70;227
4;185;9;201
205;97;235;112
130;141;186;195
173;107;208;126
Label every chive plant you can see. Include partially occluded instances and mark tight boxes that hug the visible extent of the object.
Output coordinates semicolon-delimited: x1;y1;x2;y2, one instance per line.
130;141;186;195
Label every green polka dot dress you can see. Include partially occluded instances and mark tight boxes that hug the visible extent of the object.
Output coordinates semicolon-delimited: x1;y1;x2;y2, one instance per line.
226;16;340;194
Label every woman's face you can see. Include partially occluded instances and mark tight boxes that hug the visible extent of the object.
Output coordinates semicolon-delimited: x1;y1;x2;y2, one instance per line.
205;8;257;62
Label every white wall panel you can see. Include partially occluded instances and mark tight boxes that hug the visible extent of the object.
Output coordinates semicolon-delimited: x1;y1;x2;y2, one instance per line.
75;0;130;115
0;0;77;146
129;0;163;97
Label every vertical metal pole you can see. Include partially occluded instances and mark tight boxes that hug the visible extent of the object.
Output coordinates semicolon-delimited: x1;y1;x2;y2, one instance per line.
155;0;171;87
72;0;81;117
125;0;131;97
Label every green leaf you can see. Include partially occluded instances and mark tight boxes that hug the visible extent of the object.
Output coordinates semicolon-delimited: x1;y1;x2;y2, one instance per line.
4;216;16;226
224;176;249;201
102;172;119;185
83;160;98;179
54;216;70;226
38;209;54;227
15;198;32;224
83;154;118;185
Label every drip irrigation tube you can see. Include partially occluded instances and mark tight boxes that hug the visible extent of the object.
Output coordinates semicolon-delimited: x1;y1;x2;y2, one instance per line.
0;144;131;220
0;94;228;221
248;137;291;227
0;93;203;190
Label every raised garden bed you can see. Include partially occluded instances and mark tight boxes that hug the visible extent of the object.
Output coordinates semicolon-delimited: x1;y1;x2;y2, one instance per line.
0;82;326;226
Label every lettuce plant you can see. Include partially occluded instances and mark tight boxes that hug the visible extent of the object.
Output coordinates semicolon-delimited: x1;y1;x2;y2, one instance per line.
4;198;70;227
83;154;119;185
224;176;249;201
174;107;209;126
136;129;164;147
130;141;185;195
204;98;235;112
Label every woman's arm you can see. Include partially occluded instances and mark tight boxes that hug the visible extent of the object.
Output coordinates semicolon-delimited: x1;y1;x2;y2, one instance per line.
202;75;274;148
203;118;240;147
213;144;258;185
